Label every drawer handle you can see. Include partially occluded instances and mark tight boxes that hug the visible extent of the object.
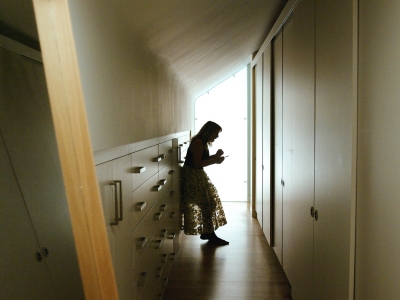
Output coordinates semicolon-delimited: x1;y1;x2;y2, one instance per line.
155;239;163;249
154;212;163;220
153;156;162;162
168;170;176;174
136;237;147;249
168;233;176;239
136;202;146;211
184;141;188;144
154;185;162;191
133;166;146;173
159;179;167;185
179;144;183;147
160;204;167;211
159;154;166;160
170;212;176;218
137;272;147;286
169;191;175;197
109;180;123;226
163;277;169;288
169;148;175;153
170;253;176;261
160;229;167;237
156;266;164;277
161;254;168;263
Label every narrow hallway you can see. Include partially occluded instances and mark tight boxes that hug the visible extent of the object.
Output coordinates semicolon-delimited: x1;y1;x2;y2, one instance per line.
163;202;292;300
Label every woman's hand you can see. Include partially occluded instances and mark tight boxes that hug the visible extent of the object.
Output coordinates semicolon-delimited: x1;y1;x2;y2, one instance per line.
216;149;224;157
215;156;225;164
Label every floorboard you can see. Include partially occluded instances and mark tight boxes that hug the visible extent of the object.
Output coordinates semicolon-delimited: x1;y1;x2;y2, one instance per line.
163;201;292;300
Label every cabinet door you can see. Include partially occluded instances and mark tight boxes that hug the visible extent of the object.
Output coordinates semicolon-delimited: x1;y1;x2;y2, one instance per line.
314;0;354;298
254;57;263;228
0;135;57;299
0;47;84;299
262;47;272;245
282;0;315;298
272;29;284;264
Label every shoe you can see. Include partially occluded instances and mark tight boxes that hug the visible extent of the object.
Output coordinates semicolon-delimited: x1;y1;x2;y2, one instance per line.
208;235;229;246
200;233;212;240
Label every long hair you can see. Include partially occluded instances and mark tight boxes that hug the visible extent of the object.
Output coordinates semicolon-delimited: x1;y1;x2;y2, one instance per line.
192;121;222;149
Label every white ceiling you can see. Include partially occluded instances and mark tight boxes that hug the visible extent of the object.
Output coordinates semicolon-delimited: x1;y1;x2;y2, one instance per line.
0;0;287;98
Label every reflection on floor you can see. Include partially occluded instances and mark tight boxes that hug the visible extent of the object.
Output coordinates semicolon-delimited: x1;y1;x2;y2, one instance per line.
163;201;292;300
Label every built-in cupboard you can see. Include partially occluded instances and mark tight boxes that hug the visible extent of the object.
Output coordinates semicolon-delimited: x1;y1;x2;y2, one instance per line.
253;0;355;299
0;42;84;299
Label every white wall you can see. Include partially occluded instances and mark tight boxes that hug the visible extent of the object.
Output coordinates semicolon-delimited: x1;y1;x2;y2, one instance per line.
356;1;400;299
67;1;193;152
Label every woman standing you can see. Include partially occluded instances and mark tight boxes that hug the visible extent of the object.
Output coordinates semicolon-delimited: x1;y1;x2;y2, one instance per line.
182;121;228;245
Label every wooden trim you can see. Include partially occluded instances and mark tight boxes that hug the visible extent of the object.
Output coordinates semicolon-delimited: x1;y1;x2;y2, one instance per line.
0;34;42;62
251;0;299;67
32;1;119;299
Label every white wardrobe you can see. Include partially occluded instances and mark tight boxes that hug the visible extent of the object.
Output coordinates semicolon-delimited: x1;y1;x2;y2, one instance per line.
0;39;84;299
253;0;355;299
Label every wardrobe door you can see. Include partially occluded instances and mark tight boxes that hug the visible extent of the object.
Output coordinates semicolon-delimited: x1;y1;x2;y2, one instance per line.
254;57;263;227
262;47;273;245
281;0;315;298
0;47;84;299
0;134;57;299
314;0;354;298
272;29;283;264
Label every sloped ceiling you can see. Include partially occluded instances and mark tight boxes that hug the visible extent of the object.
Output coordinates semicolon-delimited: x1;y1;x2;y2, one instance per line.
0;0;287;99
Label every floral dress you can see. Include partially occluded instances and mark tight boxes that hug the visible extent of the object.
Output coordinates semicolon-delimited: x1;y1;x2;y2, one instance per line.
181;141;227;235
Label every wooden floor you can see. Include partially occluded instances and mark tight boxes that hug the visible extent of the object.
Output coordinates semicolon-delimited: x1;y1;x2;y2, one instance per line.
163;201;292;300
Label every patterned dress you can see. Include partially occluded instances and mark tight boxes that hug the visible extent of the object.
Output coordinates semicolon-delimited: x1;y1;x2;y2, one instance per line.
181;140;227;235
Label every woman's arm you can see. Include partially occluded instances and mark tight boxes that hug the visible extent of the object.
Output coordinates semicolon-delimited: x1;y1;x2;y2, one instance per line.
191;139;224;168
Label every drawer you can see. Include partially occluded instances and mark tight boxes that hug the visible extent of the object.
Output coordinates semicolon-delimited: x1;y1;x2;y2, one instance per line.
133;199;166;267
131;173;160;230
158;162;174;198
134;244;159;299
140;264;164;300
158;140;174;170
132;145;159;192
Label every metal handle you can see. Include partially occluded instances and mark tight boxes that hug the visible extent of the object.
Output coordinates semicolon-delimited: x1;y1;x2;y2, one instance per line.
159;154;166;160
160;229;167;237
155;239;163;249
137;272;147;286
136;202;146;211
156;266;164;277
154;185;162;191
314;210;319;221
168;233;176;239
161;254;168;263
170;212;176;218
134;166;146;173
281;179;285;187
136;237;148;249
153;156;162;162
109;182;118;225
310;206;314;218
160;204;167;211
36;252;43;262
159;179;167;185
42;247;49;257
154;212;163;220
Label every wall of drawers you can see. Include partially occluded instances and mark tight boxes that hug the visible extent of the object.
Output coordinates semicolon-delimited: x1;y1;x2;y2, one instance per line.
95;132;190;300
